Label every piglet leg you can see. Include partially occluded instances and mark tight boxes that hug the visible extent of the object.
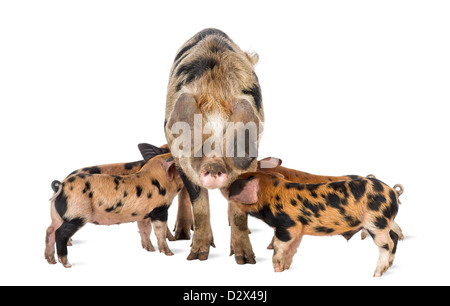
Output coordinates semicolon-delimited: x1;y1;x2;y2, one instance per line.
137;219;155;252
45;220;62;264
391;221;404;241
45;202;63;264
152;220;174;256
369;227;395;277
55;218;86;268
272;233;302;272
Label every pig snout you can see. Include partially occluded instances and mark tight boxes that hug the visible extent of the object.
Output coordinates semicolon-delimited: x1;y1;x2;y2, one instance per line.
199;162;228;189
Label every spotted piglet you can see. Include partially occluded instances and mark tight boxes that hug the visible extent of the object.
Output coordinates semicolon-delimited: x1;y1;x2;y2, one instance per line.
45;145;183;268
226;172;402;277
257;157;404;244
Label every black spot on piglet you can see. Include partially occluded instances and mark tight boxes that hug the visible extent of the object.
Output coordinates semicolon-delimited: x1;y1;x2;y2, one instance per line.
136;186;143;197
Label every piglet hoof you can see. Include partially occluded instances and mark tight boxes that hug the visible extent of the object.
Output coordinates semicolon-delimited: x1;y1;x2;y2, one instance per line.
45;253;57;265
373;266;389;277
161;249;174;256
58;256;72;268
142;241;156;252
273;262;287;273
158;242;174;256
67;238;73;246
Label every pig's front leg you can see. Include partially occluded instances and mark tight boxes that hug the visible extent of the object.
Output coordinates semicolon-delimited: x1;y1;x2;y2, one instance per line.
152;220;174;256
272;231;303;272
187;188;215;261
137;219;155;252
229;202;256;264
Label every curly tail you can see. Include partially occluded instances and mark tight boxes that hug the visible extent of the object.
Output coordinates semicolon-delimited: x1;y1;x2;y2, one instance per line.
393;184;404;204
393;184;404;196
49;180;63;202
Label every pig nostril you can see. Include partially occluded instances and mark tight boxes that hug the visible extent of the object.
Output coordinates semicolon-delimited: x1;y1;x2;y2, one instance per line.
205;171;210;176
217;172;222;176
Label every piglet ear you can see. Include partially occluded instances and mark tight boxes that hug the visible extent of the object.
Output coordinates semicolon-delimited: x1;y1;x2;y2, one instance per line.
228;177;259;204
258;157;282;169
162;157;177;181
138;143;170;161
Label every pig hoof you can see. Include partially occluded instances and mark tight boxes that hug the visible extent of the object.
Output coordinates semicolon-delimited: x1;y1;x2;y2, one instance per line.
373;266;389;277
235;254;256;265
142;241;156;252
45;254;57;265
58;256;72;268
173;221;192;240
198;251;209;261
235;255;245;265
159;243;174;256
174;227;191;240
143;245;156;252
230;245;256;265
161;250;174;256
273;264;286;272
187;250;209;261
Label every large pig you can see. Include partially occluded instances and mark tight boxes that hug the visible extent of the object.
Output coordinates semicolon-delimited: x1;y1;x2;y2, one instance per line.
164;28;264;263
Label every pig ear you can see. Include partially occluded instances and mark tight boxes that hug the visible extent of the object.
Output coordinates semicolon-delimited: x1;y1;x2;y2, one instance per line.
228;176;259;204
166;93;200;133
138;143;170;162
258;157;282;169
162;157;177;181
226;99;262;170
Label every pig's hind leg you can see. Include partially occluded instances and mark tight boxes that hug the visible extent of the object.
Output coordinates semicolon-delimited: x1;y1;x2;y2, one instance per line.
55;217;86;268
45;220;62;264
45;202;64;264
366;225;397;277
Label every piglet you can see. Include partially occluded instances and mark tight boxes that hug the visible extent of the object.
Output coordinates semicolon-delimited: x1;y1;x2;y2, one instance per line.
257;157;404;243
226;171;403;277
45;145;183;268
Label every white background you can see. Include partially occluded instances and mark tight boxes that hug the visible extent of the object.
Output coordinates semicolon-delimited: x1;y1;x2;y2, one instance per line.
1;0;449;286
